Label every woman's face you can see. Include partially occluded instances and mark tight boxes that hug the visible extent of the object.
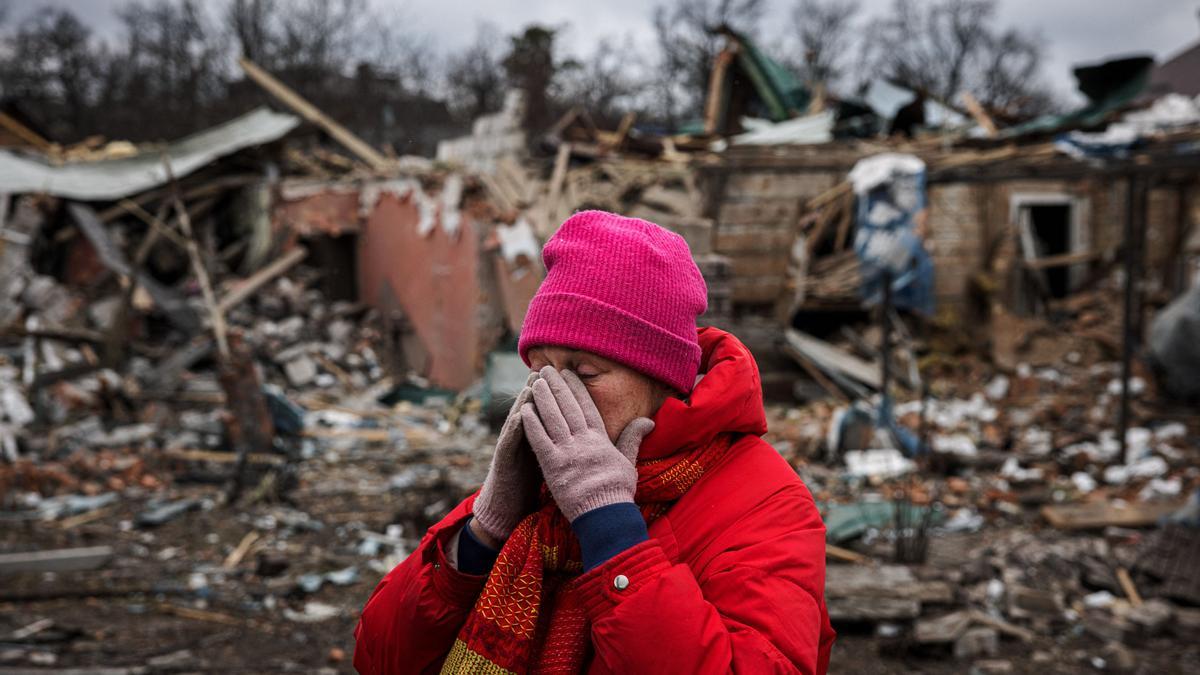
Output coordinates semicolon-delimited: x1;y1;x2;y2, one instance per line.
526;346;668;443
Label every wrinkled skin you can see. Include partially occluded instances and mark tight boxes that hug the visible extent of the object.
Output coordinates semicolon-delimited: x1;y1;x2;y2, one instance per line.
525;346;671;443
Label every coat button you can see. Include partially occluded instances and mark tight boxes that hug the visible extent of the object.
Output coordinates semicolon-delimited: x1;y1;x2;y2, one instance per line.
613;574;629;590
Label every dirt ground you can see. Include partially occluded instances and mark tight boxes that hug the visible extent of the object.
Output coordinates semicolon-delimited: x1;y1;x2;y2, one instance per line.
3;416;1197;674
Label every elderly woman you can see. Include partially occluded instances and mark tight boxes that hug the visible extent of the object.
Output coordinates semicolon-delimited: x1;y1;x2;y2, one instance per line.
354;211;834;674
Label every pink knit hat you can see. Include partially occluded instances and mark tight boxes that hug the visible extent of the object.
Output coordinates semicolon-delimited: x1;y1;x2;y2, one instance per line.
518;210;708;393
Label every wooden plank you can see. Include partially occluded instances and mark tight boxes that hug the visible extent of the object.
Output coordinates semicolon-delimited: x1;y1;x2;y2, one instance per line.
238;57;389;171
1022;249;1099;270
547;142;571;221
216;246;308;315
301;427;393;442
0;111;53;151
168;181;228;357
827;596;920;621
0;546;113;575
609;112;637;150
703;48;736;135
98;174;258;223
223;531;261;570
1040;500;1184;530
805;204;839;257
825;543;868;564
1117;567;1143;606
826;564;916;595
806;181;852;210
915;610;972;643
495;157;531;206
833;193;854;252
960;91;998;137
163;448;284;466
478;172;517;213
57;506;115;530
966;609;1035;642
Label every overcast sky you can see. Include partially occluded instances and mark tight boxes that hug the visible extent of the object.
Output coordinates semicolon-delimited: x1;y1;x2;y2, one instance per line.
10;0;1200;101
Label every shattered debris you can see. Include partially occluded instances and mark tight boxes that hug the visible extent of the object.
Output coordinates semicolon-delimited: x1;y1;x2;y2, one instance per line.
0;42;1197;674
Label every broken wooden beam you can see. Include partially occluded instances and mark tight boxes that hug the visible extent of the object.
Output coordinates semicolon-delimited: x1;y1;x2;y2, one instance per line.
163;448;285;466
0;546;113;575
806;181;852;210
827;596;920;622
67;203;200;334
0;111;53;151
1041;500;1184;530
960;91;998;137
825;564;924;621
167;179;228;357
301;427;392;442
966;609;1035;642
223;531;261;570
1117;566;1143;607
216;246;308;316
98;174;258;223
1022;249;1099;270
825;543;869;564
238;57;390;171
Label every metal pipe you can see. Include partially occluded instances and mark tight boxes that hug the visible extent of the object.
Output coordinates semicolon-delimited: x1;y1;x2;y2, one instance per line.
1118;174;1144;465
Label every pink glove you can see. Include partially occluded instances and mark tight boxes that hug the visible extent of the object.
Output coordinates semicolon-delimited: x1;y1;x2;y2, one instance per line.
471;372;541;542
521;366;656;522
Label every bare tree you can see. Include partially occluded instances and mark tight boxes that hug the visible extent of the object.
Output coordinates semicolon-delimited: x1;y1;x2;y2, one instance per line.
365;22;436;98
2;8;103;138
111;0;228;138
444;22;505;121
789;0;860;93
502;25;561;135
274;0;366;78
973;28;1054;118
864;0;1055;117
556;36;645;126
226;0;278;68
651;0;768;125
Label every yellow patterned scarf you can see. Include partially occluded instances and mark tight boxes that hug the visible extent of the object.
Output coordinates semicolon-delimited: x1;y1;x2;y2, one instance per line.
441;433;734;674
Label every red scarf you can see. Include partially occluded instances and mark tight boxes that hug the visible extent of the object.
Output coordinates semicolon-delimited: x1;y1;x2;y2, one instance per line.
441;433;735;674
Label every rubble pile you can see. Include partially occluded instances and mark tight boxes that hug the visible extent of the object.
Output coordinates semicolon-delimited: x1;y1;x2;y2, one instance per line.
764;328;1200;671
0;183;501;669
1;49;1198;673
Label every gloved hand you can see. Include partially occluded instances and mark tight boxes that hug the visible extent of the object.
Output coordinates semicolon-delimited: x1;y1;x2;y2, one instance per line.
471;372;541;543
521;366;656;522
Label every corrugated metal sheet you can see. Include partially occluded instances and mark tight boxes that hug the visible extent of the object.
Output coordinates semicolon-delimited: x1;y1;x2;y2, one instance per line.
0;107;299;200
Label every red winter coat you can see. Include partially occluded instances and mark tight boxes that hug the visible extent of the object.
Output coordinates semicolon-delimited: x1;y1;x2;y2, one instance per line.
354;327;835;674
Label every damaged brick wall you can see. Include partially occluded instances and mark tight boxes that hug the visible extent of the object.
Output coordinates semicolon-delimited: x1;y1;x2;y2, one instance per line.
273;177;510;392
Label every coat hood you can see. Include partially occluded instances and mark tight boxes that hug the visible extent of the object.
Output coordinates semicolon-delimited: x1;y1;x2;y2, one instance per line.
639;327;768;460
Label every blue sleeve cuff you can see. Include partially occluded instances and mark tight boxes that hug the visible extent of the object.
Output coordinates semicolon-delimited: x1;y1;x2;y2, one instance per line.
571;502;649;572
457;518;500;575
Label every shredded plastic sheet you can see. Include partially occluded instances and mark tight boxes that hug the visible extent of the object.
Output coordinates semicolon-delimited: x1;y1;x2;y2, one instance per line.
847;153;935;316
